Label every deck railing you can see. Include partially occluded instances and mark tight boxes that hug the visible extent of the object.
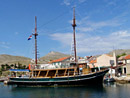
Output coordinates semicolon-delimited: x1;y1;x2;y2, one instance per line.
30;64;73;70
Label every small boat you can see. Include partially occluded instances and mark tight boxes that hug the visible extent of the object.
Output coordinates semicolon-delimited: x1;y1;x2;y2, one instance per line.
7;8;109;86
104;74;115;83
104;77;115;83
104;68;115;83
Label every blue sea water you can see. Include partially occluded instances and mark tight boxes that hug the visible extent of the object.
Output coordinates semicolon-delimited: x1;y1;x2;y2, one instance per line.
0;82;130;98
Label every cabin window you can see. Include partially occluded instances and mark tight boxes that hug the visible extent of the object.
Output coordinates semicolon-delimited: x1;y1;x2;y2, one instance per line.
110;60;114;66
69;69;74;71
124;67;126;74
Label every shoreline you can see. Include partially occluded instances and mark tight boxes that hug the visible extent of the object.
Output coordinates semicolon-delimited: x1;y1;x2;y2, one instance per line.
0;77;8;82
114;76;130;84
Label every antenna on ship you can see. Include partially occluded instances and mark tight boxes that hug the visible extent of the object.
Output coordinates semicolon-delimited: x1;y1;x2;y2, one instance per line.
33;16;38;65
71;7;77;63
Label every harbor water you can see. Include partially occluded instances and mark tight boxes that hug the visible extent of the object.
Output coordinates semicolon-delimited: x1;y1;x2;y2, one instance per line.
0;82;130;98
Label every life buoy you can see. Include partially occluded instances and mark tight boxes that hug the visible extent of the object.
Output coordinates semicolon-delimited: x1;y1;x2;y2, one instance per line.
70;57;75;61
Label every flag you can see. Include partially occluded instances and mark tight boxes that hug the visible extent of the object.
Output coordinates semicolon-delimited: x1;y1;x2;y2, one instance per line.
28;35;32;40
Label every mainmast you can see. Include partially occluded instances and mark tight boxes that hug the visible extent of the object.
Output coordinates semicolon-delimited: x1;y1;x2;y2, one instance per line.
34;16;38;65
72;7;77;63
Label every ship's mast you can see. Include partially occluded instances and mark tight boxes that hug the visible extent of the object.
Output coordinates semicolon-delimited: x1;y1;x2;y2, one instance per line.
34;16;38;65
72;7;77;63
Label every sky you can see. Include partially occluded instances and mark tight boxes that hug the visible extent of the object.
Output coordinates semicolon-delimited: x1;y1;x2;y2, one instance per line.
0;0;130;59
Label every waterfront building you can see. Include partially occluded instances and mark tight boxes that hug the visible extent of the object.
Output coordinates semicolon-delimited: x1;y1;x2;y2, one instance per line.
88;53;117;76
89;54;116;68
117;55;130;76
49;56;71;68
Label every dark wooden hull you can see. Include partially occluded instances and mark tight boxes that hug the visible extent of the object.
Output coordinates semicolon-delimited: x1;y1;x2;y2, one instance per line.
8;69;109;86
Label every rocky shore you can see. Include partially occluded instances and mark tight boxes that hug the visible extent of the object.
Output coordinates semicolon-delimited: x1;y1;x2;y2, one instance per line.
114;76;130;84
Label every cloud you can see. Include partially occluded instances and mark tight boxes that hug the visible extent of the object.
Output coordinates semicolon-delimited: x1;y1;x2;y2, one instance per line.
104;0;117;6
49;6;128;55
77;27;93;32
77;16;122;32
0;42;10;49
63;0;70;6
62;0;87;6
50;33;72;46
50;30;130;55
15;32;19;35
79;0;86;3
111;30;130;37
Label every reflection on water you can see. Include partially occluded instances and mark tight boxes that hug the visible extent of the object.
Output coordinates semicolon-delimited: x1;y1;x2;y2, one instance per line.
0;82;130;98
10;85;105;98
103;82;130;98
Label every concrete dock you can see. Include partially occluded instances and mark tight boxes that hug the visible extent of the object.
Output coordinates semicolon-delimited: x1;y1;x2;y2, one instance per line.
114;76;130;83
0;77;8;82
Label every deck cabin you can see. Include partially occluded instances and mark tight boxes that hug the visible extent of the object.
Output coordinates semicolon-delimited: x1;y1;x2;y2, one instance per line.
30;63;91;78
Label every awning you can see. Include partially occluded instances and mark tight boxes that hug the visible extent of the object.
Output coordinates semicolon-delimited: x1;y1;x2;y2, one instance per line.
9;69;29;72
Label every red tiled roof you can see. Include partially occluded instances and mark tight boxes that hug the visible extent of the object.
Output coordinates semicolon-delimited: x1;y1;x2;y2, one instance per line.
90;59;97;63
106;54;113;57
124;55;130;60
49;56;70;63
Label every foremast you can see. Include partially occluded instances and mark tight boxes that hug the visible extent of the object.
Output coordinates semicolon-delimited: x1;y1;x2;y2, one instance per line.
33;16;38;65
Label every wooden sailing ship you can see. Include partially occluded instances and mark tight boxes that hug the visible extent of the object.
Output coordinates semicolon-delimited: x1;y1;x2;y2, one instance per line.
8;8;109;86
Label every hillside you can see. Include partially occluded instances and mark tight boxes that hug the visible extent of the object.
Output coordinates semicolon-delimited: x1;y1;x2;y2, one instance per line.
39;51;70;64
0;52;70;65
0;49;130;66
0;54;31;66
108;49;130;56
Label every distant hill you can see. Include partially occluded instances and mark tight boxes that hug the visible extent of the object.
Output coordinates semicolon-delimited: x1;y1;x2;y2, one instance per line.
1;49;130;66
108;49;130;56
39;51;70;64
0;54;31;66
0;52;70;66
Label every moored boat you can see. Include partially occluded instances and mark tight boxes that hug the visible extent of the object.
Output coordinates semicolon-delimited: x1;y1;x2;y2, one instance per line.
7;8;109;86
8;67;109;86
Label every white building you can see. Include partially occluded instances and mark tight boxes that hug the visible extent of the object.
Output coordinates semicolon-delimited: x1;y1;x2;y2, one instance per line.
96;54;116;67
89;53;117;68
49;56;71;68
118;55;130;76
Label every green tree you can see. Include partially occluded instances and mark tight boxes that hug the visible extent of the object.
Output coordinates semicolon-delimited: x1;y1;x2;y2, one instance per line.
14;63;17;69
0;68;2;76
122;53;126;56
117;53;127;58
1;64;6;71
17;62;24;69
10;64;14;69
